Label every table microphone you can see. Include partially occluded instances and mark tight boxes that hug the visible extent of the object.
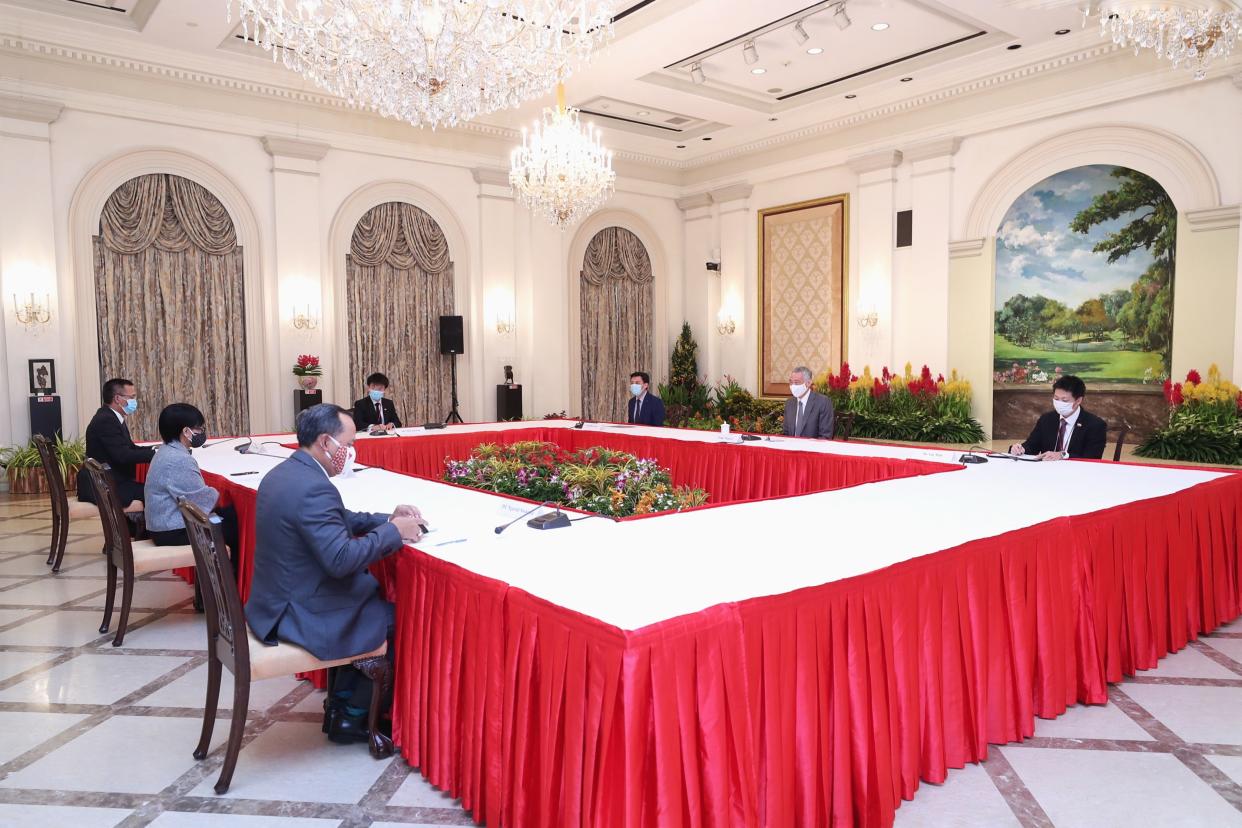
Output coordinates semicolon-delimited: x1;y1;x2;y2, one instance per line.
495;501;555;534
235;438;254;454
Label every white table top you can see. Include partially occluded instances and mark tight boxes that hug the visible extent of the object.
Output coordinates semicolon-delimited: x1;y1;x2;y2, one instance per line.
187;421;1227;632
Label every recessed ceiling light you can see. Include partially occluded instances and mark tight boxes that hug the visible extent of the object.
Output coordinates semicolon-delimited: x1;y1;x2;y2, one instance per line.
751;67;767;75
676;144;686;149
807;47;824;55
871;22;889;31
768;117;778;122
1055;29;1071;35
766;87;782;93
900;77;913;82
702;137;713;141
845;94;857;99
636;110;650;116
1007;44;1022;50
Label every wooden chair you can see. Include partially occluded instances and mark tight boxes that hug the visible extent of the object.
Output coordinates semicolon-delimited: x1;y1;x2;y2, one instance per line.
1111;421;1132;463
834;412;856;441
84;458;194;646
178;500;393;795
32;435;138;573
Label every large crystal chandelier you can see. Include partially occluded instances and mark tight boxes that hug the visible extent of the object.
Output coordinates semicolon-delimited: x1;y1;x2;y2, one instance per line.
1090;2;1241;79
509;84;616;229
231;0;617;128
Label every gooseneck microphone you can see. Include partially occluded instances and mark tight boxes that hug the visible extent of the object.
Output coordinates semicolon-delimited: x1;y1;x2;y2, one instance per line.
234;438;254;454
495;501;555;535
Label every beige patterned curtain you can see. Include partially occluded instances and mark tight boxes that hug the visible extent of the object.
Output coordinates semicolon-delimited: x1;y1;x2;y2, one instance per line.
93;173;249;440
346;202;454;424
580;227;653;421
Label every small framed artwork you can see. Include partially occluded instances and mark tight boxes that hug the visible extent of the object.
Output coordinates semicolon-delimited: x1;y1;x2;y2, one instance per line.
29;359;55;395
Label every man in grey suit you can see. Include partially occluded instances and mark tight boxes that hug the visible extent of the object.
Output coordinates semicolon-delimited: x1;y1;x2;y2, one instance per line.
246;404;425;744
783;366;835;439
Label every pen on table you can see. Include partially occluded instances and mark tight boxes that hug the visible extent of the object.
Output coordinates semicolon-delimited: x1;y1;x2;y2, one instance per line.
433;538;466;547
230;471;259;476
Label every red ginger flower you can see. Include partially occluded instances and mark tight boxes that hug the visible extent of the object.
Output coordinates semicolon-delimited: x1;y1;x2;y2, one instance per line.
1186;369;1202;385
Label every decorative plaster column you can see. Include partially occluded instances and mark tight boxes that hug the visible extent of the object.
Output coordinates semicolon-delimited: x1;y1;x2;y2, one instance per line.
947;238;994;437
0;95;63;444
473;167;518;420
1176;205;1241;382
847;149;902;373
897;138;959;372
675;192;717;384
710;183;753;390
262;135;329;430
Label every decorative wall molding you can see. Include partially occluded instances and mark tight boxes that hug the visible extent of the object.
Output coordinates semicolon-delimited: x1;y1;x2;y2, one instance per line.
949;238;987;259
964;123;1222;239
903;137;961;163
261;135;331;161
1185;205;1241;233
708;183;754;205
0;93;63;124
674;193;712;211
847;149;903;175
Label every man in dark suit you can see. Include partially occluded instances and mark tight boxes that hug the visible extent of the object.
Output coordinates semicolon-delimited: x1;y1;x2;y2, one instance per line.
783;366;835;439
1010;374;1108;460
77;378;155;508
627;371;666;426
246;404;425;743
352;372;402;433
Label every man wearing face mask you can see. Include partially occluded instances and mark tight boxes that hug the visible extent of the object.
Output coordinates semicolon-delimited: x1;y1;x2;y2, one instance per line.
352;372;402;434
246;404;425;745
77;377;156;510
783;366;835;439
626;371;666;426
1009;374;1108;461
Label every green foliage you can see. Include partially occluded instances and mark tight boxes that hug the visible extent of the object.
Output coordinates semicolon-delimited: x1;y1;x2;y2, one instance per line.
660;322;715;428
1135;411;1242;465
669;322;700;393
0;436;86;482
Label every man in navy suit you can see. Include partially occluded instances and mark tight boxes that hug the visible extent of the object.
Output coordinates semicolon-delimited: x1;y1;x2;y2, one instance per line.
78;378;155;509
626;371;666;426
246;404;425;744
1009;374;1108;460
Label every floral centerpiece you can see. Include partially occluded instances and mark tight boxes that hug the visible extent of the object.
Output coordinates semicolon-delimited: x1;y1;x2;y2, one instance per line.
814;362;985;444
444;441;709;517
1136;365;1242;465
292;354;322;390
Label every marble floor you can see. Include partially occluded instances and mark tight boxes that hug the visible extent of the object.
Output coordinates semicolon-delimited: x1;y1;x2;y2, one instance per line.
1;494;1241;827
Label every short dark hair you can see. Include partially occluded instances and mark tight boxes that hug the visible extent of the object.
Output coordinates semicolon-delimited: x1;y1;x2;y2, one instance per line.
157;403;205;444
630;371;650;385
366;372;390;388
1053;374;1086;399
101;378;133;406
296;403;351;448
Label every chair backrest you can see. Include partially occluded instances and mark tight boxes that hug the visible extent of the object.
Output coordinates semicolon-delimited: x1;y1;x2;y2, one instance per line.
1112;421;1132;463
835;412;856;442
179;499;248;680
83;458;133;572
32;434;67;517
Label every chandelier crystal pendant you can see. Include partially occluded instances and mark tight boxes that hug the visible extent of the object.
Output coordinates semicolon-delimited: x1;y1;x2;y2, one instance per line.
509;83;616;229
231;0;616;129
1090;2;1241;80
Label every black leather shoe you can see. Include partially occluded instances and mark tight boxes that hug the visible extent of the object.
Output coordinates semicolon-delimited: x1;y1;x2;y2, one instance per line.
322;696;348;734
328;711;371;744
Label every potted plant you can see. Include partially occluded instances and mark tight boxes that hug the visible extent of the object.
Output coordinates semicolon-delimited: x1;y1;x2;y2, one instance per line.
292;354;322;390
0;436;86;495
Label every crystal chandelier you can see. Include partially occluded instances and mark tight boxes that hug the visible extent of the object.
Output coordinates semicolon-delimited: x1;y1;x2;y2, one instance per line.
1090;2;1241;80
509;84;616;229
231;0;616;128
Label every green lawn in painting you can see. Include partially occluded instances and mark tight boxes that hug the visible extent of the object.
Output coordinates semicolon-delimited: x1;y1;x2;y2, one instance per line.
994;334;1165;382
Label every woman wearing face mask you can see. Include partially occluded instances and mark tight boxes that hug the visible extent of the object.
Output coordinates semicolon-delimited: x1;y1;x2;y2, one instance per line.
145;403;241;563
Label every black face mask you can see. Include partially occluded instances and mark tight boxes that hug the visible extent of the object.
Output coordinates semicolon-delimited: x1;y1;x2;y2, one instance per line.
188;429;208;449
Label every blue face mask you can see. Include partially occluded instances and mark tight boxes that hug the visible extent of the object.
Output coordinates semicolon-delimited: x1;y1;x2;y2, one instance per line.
630;384;643;397
368;389;384;402
123;398;138;415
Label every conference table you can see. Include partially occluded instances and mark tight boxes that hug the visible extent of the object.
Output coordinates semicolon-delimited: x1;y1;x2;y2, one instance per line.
183;420;1242;828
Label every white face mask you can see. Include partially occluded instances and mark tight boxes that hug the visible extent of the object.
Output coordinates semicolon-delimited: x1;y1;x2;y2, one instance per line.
1053;399;1076;418
630;383;643;397
790;383;807;398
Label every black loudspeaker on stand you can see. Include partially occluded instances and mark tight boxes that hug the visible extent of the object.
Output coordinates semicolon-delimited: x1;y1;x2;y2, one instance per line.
439;315;465;424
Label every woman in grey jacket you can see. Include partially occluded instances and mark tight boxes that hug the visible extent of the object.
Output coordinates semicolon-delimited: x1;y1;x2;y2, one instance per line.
145;403;239;564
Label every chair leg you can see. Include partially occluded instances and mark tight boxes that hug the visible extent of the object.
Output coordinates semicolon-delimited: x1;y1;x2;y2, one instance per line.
111;568;135;647
353;656;394;759
99;562;117;634
194;657;223;761
214;677;250;795
46;508;60;566
51;512;70;573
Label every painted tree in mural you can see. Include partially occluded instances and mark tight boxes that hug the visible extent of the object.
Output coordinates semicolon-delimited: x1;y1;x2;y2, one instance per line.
1069;168;1177;369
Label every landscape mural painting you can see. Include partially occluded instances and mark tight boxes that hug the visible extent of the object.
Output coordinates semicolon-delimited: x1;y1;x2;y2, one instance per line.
993;164;1176;388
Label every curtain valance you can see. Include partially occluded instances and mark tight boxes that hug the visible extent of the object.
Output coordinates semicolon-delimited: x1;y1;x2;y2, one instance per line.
99;173;238;255
581;226;652;286
350;202;452;273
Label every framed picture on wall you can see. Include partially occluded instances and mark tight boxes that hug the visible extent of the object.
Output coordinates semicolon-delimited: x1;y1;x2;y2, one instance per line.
28;359;56;395
757;195;849;398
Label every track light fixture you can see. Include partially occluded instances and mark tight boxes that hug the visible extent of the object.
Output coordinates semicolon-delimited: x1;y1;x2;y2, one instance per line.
833;2;851;30
793;19;809;45
690;62;705;84
742;40;759;65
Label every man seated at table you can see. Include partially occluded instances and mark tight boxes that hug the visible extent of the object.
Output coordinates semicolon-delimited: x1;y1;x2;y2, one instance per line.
1009;374;1108;461
783;366;835;439
245;404;426;744
627;371;666;426
352;372;402;433
77;377;155;511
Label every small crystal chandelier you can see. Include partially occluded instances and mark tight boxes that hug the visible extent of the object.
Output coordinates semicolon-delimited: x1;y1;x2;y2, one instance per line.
1088;2;1241;80
509;83;616;229
231;1;616;129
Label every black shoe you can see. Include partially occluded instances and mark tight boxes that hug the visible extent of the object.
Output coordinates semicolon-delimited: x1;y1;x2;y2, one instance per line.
327;711;371;744
322;696;348;734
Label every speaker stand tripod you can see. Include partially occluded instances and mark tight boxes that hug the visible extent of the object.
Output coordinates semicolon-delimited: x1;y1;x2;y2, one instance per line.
444;353;464;424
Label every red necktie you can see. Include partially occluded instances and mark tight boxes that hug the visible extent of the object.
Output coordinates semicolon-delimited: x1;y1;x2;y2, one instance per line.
1055;419;1067;453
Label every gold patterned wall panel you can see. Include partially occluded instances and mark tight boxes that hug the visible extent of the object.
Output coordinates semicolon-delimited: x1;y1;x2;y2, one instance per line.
759;196;847;397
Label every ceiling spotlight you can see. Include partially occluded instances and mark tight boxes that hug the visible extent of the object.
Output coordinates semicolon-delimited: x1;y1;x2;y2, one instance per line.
751;67;767;75
833;3;851;30
845;93;857;99
1055;29;1070;35
768;117;778;122
690;62;705;84
900;76;912;82
1007;44;1022;50
676;144;686;148
807;46;824;55
793;20;810;45
871;22;889;31
743;40;759;65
